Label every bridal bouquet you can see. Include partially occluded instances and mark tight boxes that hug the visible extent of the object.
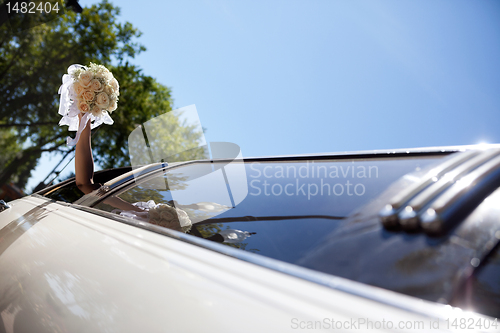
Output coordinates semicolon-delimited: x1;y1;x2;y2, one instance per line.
113;200;192;233
71;63;119;117
148;203;192;233
58;63;119;146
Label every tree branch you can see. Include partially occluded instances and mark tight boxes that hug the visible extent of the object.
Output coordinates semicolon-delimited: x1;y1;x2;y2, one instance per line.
0;139;66;188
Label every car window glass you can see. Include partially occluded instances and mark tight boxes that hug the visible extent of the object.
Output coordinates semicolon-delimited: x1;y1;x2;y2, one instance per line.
95;156;441;238
43;181;83;203
42;167;133;203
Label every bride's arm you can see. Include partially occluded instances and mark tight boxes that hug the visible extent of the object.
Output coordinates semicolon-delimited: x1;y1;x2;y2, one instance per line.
75;113;99;194
74;113;143;212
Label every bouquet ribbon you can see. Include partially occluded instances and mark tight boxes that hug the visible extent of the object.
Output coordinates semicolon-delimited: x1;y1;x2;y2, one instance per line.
58;64;84;120
66;112;91;146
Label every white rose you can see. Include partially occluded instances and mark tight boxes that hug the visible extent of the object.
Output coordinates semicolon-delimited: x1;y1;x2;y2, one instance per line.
102;70;113;81
103;84;113;96
175;208;191;228
91;105;103;117
78;71;93;88
78;101;90;113
90;78;103;92
96;92;110;109
147;204;191;232
73;81;85;97
82;90;94;102
110;78;119;95
160;210;176;221
108;98;117;112
149;210;160;220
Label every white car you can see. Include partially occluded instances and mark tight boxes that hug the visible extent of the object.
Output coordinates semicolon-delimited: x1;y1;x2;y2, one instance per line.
1;144;499;332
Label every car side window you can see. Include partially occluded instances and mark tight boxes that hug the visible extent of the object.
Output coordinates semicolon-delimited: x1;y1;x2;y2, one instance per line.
94;174;175;213
94;172;189;232
41;167;133;203
43;180;83;203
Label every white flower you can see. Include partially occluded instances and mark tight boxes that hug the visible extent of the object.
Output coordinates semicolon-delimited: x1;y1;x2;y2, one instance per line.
148;204;192;232
78;71;93;88
103;84;113;96
78;101;90;113
108;98;117;112
96;92;110;109
82;90;94;102
175;208;192;228
73;81;85;97
102;70;113;81
59;63;120;145
91;105;103;117
110;78;119;95
90;78;103;92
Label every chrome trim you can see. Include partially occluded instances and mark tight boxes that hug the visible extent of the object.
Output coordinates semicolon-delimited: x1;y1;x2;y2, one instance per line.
398;149;500;229
420;154;500;233
96;185;111;197
379;150;479;227
103;162;169;189
0;200;11;212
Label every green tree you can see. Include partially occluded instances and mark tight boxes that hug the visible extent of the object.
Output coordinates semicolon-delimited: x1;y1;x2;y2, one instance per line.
0;0;205;192
0;126;28;187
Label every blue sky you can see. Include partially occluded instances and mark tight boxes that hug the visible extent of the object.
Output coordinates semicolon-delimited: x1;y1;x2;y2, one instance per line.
26;0;500;192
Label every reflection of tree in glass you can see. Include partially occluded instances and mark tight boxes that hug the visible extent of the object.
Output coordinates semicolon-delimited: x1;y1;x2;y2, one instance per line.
144;173;190;191
119;187;165;204
195;223;250;251
165;146;209;163
137;110;208;164
117;173;189;205
196;223;224;238
179;207;216;223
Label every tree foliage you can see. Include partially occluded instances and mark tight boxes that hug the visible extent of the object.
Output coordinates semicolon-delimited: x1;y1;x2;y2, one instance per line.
0;1;204;192
0;127;31;187
90;64;176;169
